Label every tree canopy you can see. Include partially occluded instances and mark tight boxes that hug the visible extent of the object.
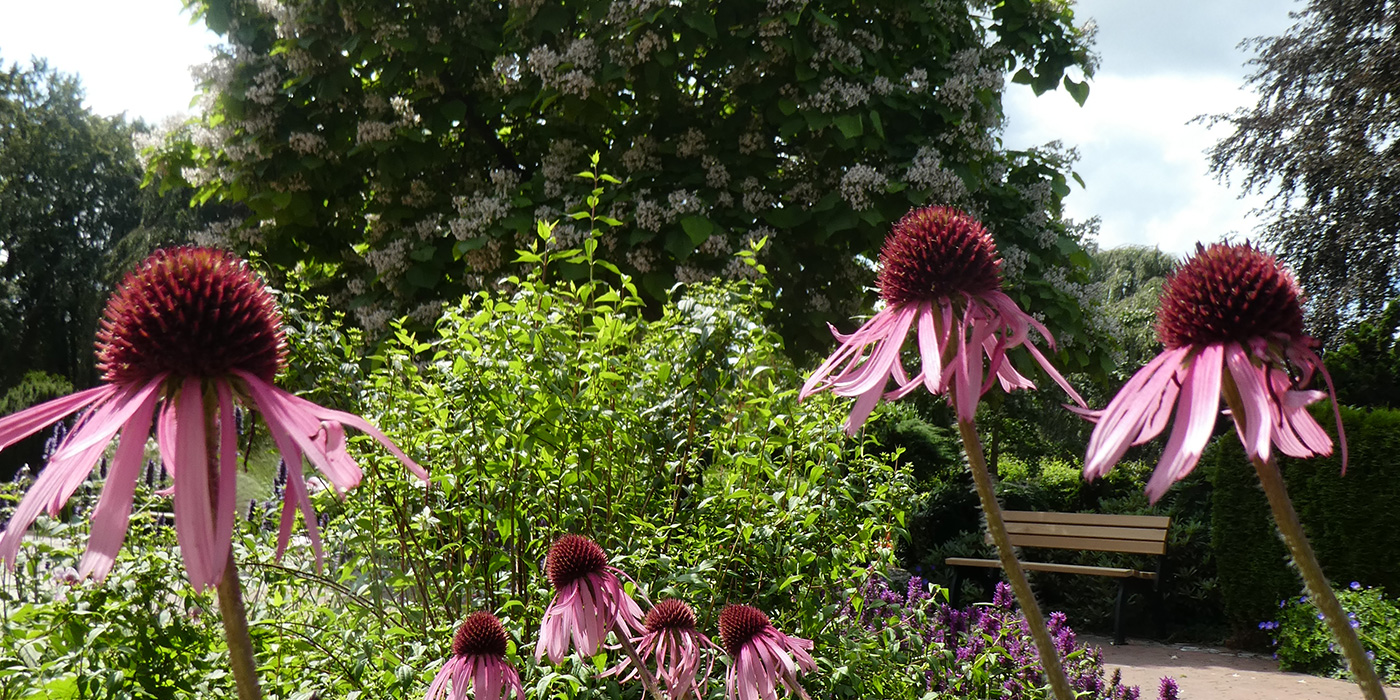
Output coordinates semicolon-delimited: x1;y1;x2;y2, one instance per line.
155;0;1106;361
0;59;143;389
1205;0;1400;342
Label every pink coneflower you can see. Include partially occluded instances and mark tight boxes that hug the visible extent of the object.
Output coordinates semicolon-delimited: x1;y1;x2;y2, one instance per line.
536;534;645;665
800;206;1084;434
608;598;718;699
1083;243;1345;501
0;247;427;591
426;611;526;700
718;604;814;700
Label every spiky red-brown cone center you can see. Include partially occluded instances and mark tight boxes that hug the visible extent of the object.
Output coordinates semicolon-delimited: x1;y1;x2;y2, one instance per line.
718;604;769;655
95;247;286;385
545;534;607;590
1156;243;1305;348
645;598;697;633
452;611;509;658
877;206;1003;305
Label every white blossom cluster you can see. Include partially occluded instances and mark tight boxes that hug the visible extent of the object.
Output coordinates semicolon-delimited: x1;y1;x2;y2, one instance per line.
366;238;412;278
527;38;597;98
667;189;703;216
1000;243;1029;280
785;180;820;209
356;121;395;145
542;139;586;198
738;131;765;155
741;177;774;213
905;146;970;205
807;77;870;113
675;265;710;284
535;205;583;249
288;131;325;155
626;247;657;273
702;155;730;189
491;54;522;92
450;169;520;241
190;218;245;248
283;48;318;75
1041;265;1097;338
355;304;394;333
622;136;661;173
676;128;707;158
409;301;445;326
810;23;862;69
605;0;666;24
633;194;670;232
244;65;281;106
390;96;421;125
723;257;760;281
698;234;732;256
839;164;886;210
255;0;302;39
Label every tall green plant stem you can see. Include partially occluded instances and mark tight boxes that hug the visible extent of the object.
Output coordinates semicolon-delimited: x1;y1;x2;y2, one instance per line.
205;395;262;700
1218;377;1387;699
615;624;665;700
956;418;1074;700
1251;454;1388;699
217;550;264;700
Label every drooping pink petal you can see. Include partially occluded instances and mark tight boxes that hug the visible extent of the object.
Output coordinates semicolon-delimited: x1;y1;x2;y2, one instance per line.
77;388;159;581
1224;343;1273;462
916;301;947;394
1145;344;1223;503
1084;346;1191;480
170;376;220;591
283;452;325;572
0;385;113;452
211;380;240;579
1294;345;1347;472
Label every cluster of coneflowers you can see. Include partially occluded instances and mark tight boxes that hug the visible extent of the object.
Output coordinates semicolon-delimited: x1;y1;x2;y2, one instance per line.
0;200;1388;699
430;534;814;700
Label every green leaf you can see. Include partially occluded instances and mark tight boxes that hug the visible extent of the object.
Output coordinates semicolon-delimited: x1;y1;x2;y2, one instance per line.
1064;76;1090;106
680;215;714;243
834;114;864;139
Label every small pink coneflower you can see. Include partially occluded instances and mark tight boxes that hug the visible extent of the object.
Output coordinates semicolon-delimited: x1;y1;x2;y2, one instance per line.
426;611;526;700
0;247;427;590
1084;243;1346;501
718;604;814;700
607;598;718;699
801;206;1085;434
536;534;645;665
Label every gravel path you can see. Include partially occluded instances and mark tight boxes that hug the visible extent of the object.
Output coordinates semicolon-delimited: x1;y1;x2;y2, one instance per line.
1088;635;1400;699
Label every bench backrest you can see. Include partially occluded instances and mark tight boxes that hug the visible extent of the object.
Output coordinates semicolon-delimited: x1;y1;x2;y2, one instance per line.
991;511;1171;556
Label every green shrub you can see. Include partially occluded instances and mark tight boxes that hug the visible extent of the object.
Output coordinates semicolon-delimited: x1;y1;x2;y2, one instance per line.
1264;584;1400;684
1210;405;1400;645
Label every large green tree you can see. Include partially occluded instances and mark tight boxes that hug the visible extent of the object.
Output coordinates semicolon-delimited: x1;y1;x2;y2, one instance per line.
0;59;144;389
1205;0;1400;343
156;0;1105;360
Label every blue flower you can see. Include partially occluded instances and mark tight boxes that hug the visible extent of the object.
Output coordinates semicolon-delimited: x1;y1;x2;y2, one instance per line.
1349;581;1362;590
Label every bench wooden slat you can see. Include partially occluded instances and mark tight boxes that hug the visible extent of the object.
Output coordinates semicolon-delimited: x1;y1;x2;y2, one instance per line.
1003;521;1168;542
1000;533;1167;555
1002;510;1170;529
945;557;1157;579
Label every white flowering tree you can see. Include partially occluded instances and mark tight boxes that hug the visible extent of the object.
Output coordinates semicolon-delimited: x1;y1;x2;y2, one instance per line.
153;0;1102;358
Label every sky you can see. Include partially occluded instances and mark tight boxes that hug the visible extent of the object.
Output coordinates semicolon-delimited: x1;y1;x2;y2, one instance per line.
0;0;1301;257
1002;0;1299;255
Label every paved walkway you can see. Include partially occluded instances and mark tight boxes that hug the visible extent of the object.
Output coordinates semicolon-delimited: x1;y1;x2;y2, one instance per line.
1088;635;1400;699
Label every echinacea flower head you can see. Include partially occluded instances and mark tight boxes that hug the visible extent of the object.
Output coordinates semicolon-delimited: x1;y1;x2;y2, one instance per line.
0;247;427;591
426;611;526;700
1084;243;1345;501
536;534;645;664
719;604;815;700
801;206;1085;433
607;598;718;698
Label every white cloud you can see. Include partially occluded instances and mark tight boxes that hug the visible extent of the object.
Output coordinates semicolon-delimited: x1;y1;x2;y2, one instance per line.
0;0;221;123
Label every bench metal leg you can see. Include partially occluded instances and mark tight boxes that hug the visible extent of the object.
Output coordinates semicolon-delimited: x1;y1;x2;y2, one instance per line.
949;568;963;606
1113;578;1129;645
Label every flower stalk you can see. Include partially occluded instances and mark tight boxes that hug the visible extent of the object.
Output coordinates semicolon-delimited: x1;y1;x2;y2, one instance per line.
613;627;665;700
216;550;263;700
1221;379;1388;700
957;417;1074;700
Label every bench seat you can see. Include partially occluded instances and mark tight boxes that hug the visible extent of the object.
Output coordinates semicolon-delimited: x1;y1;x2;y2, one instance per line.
944;510;1171;645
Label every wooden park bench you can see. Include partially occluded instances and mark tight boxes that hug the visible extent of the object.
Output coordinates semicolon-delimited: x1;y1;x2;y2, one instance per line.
944;510;1170;645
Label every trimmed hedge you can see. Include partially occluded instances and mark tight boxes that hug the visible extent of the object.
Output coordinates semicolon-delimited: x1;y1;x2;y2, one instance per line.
1210;404;1400;644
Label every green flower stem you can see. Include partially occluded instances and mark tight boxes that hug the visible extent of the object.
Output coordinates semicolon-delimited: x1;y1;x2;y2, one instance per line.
957;418;1074;700
614;624;665;700
1251;454;1388;700
217;550;264;700
1219;375;1387;699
